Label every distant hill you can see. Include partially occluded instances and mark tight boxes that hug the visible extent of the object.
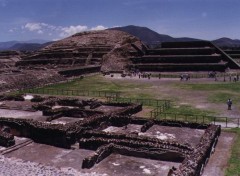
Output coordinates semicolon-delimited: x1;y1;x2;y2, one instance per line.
2;26;240;51
111;25;175;45
112;25;240;48
111;25;200;46
212;37;240;48
0;41;18;50
9;42;54;51
0;39;51;51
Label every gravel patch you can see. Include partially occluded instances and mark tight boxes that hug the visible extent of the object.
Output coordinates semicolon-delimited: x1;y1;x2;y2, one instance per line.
0;155;105;176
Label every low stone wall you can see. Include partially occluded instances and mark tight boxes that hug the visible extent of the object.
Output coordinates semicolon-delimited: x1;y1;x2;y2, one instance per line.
0;118;70;148
81;143;186;169
43;107;103;119
79;130;193;152
0;94;25;101
140;120;154;132
0;130;15;147
109;103;142;116
124;117;209;129
169;124;221;176
79;136;191;156
82;144;113;169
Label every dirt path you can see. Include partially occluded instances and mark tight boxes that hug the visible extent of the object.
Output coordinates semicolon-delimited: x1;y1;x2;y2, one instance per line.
203;132;235;176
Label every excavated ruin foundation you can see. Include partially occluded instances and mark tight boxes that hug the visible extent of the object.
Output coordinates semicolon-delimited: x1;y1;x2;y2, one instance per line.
0;94;221;176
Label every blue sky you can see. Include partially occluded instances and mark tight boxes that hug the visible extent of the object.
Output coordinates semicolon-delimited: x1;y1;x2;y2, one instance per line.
1;0;240;42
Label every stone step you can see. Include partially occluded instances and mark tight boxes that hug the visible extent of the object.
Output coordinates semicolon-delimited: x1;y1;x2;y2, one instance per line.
228;54;240;58
16;58;88;66
129;63;227;72
146;48;216;55
23;51;107;60
224;50;240;54
131;55;222;64
161;41;212;48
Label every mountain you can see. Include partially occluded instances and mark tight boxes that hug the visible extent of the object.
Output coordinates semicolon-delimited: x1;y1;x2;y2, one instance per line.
111;25;200;46
9;42;54;51
0;39;51;51
112;25;240;48
111;25;175;45
2;26;240;51
212;37;240;48
24;39;50;44
0;41;19;50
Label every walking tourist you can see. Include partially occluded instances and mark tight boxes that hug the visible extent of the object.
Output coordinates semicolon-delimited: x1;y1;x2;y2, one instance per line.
227;98;232;110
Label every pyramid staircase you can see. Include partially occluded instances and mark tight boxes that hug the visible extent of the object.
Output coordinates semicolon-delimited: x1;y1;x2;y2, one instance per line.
129;41;240;72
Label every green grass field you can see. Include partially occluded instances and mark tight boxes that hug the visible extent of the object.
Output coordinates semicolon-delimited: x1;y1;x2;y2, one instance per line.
225;128;240;176
176;82;240;104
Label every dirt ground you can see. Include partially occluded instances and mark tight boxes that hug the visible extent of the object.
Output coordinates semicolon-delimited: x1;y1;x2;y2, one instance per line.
107;74;240;119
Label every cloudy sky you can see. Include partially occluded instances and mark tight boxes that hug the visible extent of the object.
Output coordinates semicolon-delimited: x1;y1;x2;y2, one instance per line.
1;0;240;42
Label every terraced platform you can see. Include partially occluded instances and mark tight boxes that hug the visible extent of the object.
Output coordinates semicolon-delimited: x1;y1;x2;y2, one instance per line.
129;41;240;72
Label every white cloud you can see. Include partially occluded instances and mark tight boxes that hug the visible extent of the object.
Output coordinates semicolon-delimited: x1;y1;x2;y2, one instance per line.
59;25;88;37
91;25;107;31
21;22;109;39
37;30;43;34
24;23;43;31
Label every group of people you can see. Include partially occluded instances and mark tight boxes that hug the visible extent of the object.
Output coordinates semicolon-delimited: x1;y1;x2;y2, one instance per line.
138;72;152;79
180;74;190;81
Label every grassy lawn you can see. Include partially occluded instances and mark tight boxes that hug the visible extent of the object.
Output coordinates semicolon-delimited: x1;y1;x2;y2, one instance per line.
176;82;240;104
225;128;240;176
164;104;215;115
175;82;240;92
156;104;222;123
29;75;155;99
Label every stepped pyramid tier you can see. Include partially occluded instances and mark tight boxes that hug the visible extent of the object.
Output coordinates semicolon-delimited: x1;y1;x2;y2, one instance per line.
16;30;146;73
0;51;21;69
129;41;240;72
224;49;240;65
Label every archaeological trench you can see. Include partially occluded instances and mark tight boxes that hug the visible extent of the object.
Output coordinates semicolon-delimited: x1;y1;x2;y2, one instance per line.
0;29;239;175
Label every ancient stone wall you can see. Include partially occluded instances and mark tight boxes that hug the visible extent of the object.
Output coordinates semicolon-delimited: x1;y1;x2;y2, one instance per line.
169;124;221;176
0;130;15;147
